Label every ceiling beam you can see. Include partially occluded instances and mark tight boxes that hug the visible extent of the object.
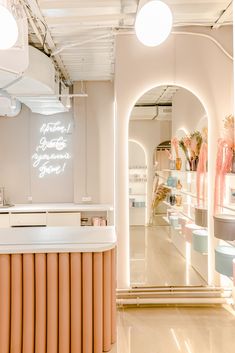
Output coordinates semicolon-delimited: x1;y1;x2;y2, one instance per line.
25;0;72;84
212;1;232;29
45;13;135;26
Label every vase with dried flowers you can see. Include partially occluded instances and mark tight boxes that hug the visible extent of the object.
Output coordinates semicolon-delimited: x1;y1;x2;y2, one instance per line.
179;132;202;171
190;131;202;171
171;137;182;170
164;149;175;170
196;127;208;207
179;136;191;170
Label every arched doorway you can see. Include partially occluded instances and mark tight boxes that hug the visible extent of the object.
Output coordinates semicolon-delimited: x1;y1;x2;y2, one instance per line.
119;82;212;286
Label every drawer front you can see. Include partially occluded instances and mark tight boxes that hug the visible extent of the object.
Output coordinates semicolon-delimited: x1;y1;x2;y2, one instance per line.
10;213;47;226
47;212;81;227
0;214;10;228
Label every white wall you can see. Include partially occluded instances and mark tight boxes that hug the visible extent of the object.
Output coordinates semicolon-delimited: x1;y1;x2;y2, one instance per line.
115;26;233;288
129;119;171;220
129;140;146;167
0;81;114;205
172;87;207;136
73;81;114;204
0;106;74;204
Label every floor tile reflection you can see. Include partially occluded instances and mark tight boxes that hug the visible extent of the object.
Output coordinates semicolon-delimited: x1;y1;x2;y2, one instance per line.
110;306;235;353
130;226;206;286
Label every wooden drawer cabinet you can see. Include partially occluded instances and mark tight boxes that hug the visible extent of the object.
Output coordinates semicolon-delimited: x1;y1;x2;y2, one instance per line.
0;214;10;228
10;213;47;226
47;212;81;226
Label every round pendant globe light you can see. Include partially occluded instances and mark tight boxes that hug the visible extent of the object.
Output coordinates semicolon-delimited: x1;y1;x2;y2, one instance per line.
0;4;18;50
135;0;173;47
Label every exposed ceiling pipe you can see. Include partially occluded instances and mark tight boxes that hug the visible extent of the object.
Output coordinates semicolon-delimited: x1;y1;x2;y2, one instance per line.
0;93;88;98
212;1;232;29
115;29;233;61
22;0;72;84
52;33;114;56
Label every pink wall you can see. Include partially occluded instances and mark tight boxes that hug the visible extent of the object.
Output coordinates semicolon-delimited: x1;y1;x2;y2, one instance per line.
114;28;233;288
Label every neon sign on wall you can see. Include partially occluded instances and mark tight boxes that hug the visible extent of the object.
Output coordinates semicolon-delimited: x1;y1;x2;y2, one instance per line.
32;121;72;178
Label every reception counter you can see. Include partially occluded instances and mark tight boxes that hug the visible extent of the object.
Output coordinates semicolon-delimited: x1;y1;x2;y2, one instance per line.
0;226;116;353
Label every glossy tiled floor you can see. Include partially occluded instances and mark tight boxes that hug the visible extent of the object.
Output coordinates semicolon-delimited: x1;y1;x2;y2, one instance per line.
130;226;207;286
110;306;235;353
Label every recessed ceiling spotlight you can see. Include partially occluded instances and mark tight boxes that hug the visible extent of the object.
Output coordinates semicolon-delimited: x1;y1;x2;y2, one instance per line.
135;0;173;47
0;4;18;50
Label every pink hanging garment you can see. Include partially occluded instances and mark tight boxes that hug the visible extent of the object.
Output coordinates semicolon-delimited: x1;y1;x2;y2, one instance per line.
214;140;233;213
196;141;208;207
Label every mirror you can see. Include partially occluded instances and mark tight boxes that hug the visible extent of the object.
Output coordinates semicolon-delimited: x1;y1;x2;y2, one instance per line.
129;85;208;287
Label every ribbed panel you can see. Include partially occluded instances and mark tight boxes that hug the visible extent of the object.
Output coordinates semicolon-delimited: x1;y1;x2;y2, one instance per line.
47;254;58;353
0;255;11;353
11;254;23;353
23;254;35;353
103;251;112;352
0;249;116;353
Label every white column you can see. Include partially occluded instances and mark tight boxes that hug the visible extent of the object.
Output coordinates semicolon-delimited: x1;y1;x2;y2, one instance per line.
115;108;130;289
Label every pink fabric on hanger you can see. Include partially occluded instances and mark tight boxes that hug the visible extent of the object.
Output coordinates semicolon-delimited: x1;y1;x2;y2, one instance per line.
196;141;208;207
214;139;233;213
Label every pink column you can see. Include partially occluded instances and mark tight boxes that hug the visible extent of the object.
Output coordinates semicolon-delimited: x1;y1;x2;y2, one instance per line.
47;254;59;353
35;254;47;353
22;254;35;353
0;255;11;353
82;252;93;353
71;253;82;353
11;254;23;353
111;248;116;344
103;250;112;352
59;253;70;353
93;252;103;353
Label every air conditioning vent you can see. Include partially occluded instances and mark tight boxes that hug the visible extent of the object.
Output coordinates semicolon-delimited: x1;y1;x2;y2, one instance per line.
131;106;157;120
155;106;172;121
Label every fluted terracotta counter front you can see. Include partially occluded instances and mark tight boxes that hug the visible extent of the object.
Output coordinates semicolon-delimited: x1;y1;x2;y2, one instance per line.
0;226;116;353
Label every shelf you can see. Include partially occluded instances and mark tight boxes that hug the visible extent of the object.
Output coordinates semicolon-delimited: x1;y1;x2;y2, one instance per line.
129;206;146;209
129;181;147;183
162;201;194;221
129;166;147;170
163;185;202;200
220;204;235;212
180;211;194;221
162;169;197;174
163;216;170;224
163;200;183;211
129;194;146;196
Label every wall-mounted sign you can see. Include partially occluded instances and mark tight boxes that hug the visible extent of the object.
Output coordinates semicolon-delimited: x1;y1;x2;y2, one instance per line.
32;121;72;178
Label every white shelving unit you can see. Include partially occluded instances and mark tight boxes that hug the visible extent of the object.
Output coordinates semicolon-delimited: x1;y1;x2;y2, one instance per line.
129;166;147;225
159;168;208;283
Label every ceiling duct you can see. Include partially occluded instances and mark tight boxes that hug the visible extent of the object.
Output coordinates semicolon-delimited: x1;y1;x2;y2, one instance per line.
154;106;172;121
131;105;157;120
131;105;172;121
2;46;70;115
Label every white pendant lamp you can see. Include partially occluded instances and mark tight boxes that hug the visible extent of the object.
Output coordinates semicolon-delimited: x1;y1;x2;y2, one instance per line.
0;3;18;49
135;0;173;47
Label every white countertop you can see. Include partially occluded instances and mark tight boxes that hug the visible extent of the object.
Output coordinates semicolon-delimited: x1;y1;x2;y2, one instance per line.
0;226;116;254
0;203;114;213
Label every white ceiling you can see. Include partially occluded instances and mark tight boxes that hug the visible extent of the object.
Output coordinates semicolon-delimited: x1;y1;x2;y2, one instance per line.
24;0;232;83
136;85;179;105
130;85;178;120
